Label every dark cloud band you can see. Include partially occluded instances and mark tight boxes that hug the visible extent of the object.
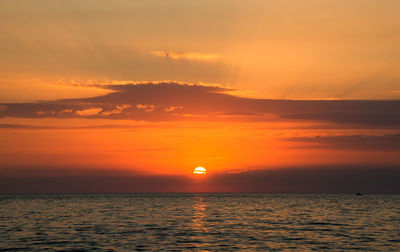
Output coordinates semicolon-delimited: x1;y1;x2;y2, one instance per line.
1;82;399;128
1;165;399;194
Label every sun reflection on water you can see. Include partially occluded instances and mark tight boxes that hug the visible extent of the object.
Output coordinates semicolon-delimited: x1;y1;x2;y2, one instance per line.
192;196;207;231
189;195;210;249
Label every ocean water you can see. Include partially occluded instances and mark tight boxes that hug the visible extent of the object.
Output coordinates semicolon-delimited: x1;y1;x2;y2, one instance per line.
1;194;399;251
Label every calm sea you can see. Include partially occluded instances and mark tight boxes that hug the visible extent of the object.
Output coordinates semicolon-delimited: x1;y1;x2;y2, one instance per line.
1;194;399;251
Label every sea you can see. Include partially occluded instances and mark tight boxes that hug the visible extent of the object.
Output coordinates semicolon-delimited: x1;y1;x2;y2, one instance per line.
1;194;399;251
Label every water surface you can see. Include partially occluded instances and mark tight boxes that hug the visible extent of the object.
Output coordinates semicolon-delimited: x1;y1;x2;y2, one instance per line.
1;194;399;251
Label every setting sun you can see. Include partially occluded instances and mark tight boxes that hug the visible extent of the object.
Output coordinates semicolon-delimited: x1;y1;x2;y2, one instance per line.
193;167;207;175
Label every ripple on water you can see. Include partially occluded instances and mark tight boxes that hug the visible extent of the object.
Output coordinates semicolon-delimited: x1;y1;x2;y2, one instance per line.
0;194;399;250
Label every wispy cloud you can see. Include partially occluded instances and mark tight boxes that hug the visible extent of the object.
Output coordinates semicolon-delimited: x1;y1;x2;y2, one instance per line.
285;134;400;151
75;108;103;116
0;123;149;130
149;51;221;61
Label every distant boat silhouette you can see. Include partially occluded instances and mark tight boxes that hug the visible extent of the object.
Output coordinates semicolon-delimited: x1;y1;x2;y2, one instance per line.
356;192;362;196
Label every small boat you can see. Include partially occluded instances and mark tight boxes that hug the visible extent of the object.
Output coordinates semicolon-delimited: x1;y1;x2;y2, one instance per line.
356;192;362;196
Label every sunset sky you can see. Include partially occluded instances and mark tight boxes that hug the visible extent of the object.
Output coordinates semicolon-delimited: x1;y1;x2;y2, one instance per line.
1;0;399;193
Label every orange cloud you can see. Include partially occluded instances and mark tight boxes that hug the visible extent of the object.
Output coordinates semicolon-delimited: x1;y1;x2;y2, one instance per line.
149;51;221;61
75;108;102;116
136;104;155;112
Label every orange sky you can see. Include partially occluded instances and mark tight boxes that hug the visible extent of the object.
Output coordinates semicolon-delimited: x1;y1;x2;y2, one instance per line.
1;0;400;101
1;85;399;175
0;1;399;193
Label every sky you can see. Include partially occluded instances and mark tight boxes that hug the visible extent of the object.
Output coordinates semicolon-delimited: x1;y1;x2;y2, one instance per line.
0;0;399;193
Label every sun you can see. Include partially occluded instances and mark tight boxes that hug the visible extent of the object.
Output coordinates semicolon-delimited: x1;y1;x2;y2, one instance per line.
193;167;207;175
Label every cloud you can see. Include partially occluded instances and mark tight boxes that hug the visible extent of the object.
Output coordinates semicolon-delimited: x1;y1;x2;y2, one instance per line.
164;106;182;112
149;51;221;61
75;108;103;116
284;134;400;151
101;104;131;116
1;81;400;128
136;104;155;112
207;166;400;194
0;166;188;194
0;124;52;129
1;165;399;194
0;123;146;130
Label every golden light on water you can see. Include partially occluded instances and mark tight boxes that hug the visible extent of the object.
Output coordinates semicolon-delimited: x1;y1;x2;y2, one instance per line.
193;167;207;175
